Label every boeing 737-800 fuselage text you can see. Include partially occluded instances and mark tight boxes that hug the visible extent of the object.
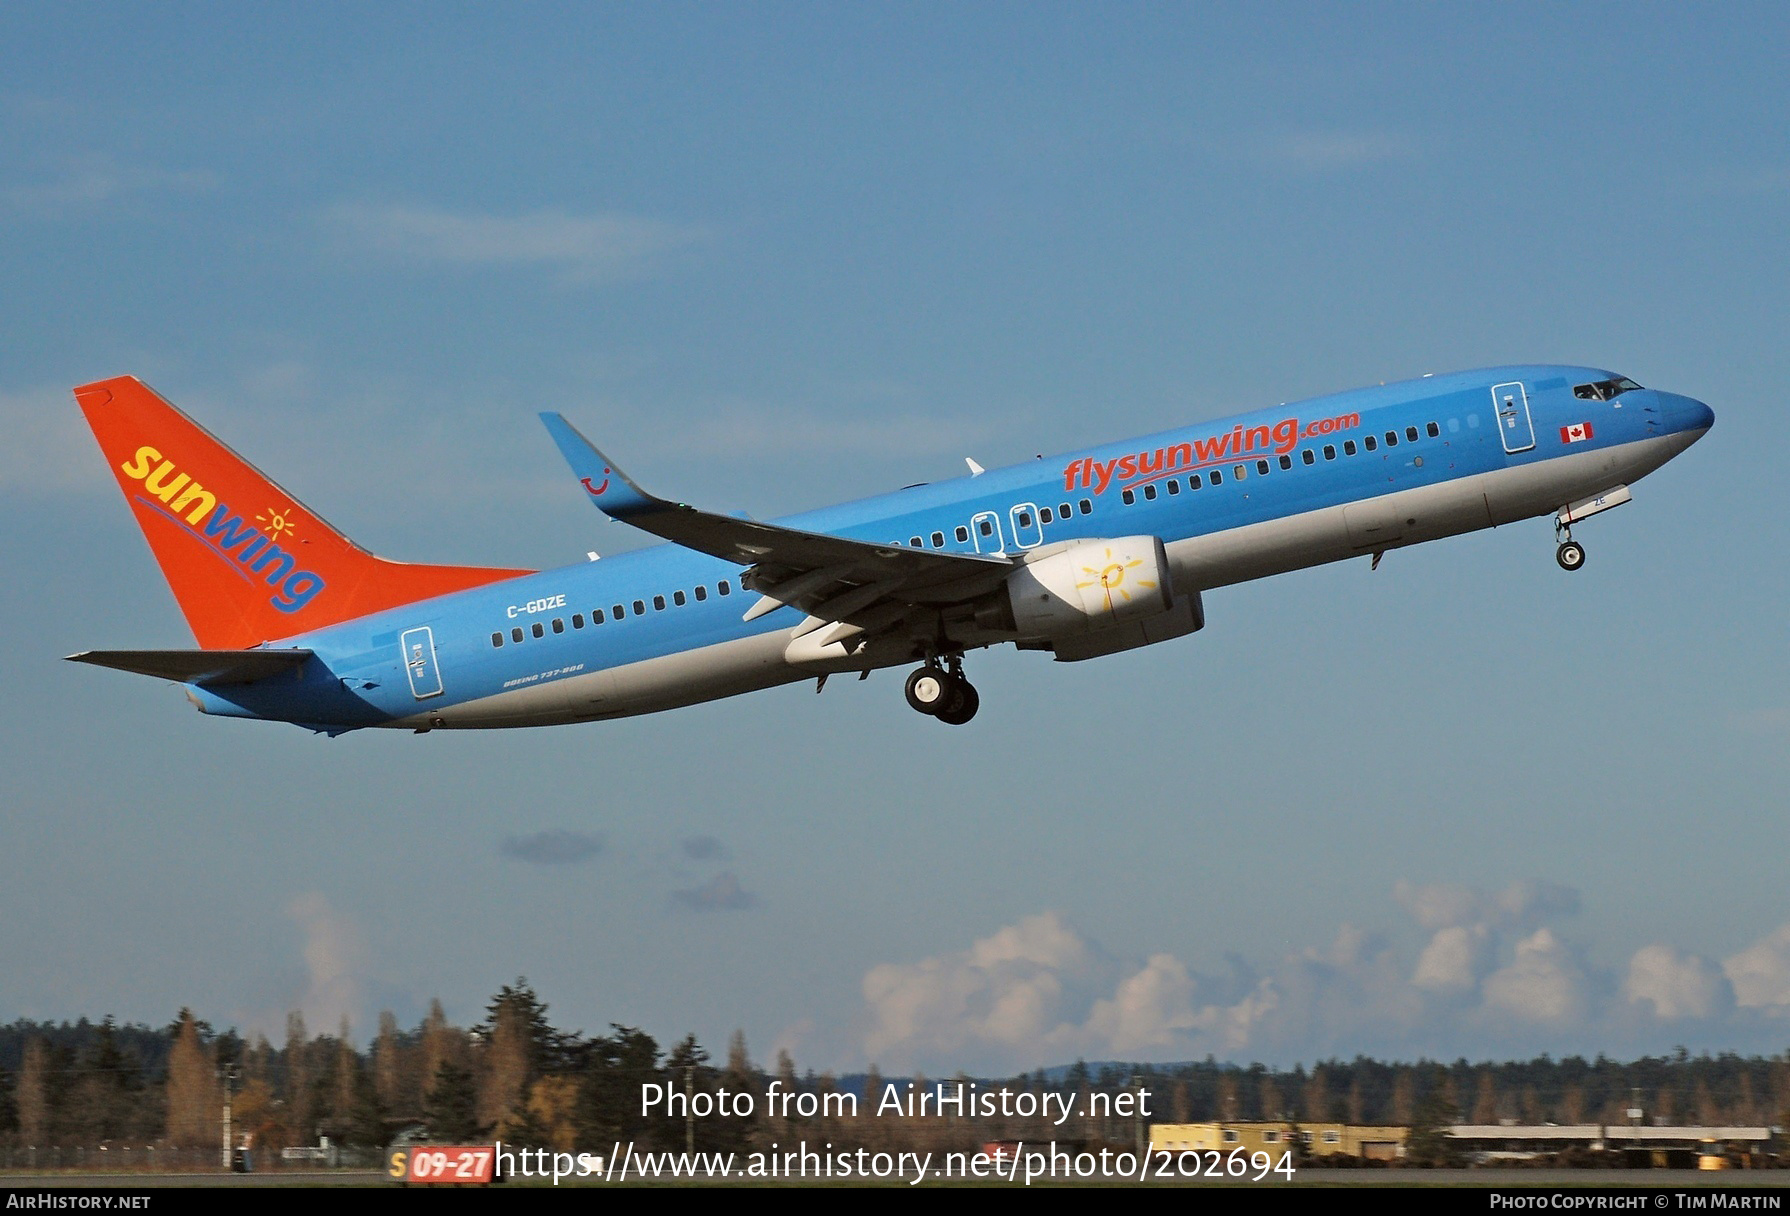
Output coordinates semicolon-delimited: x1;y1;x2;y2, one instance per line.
68;366;1713;732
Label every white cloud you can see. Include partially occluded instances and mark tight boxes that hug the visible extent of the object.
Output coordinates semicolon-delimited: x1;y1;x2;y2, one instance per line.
1481;929;1589;1024
1412;925;1485;992
672;872;758;912
854;887;1790;1072
861;912;1115;1067
1265;131;1413;173
1723;926;1790;1010
324;203;704;282
862;914;1343;1070
286;892;368;1030
3;154;217;212
1394;878;1579;932
1624;944;1731;1020
1084;954;1199;1053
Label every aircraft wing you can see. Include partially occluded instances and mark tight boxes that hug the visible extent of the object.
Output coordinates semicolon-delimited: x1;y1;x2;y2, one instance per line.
540;414;1014;637
66;648;314;685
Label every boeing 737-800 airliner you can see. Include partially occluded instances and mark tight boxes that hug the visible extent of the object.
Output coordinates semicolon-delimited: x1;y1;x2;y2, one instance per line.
67;367;1712;731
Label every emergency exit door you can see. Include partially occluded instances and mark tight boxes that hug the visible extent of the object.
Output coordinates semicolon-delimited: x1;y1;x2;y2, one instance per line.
1491;382;1535;453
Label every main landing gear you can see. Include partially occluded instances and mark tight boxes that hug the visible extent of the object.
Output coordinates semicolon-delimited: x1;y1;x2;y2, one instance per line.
1554;519;1586;572
904;657;979;725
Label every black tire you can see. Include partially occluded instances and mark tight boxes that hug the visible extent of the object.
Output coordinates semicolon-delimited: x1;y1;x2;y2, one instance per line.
904;666;949;714
1556;540;1586;571
935;680;980;725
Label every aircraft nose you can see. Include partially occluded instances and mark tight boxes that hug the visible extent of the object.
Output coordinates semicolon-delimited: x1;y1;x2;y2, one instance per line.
1670;394;1715;435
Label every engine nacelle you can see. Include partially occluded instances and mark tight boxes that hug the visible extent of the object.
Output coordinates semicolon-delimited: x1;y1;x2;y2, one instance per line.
985;536;1175;637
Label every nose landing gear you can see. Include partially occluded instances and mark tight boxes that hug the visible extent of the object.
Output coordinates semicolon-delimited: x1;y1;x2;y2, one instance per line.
1554;519;1586;572
903;656;979;725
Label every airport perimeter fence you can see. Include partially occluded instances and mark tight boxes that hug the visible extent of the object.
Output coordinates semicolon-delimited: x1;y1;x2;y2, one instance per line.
0;1144;382;1172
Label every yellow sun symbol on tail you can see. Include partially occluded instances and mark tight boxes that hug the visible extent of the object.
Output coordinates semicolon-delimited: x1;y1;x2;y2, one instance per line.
256;506;298;541
1074;547;1157;613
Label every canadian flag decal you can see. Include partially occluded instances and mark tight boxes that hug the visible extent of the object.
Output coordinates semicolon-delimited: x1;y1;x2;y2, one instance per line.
1560;422;1595;444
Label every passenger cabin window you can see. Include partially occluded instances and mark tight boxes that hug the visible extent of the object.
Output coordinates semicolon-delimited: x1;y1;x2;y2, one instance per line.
1122;488;1136;504
511;627;524;643
552;618;564;633
1364;435;1377;451
909;536;921;548
1302;450;1315;465
1079;499;1092;514
1343;440;1356;456
653;595;666;611
532;622;544;639
1406;426;1419;442
1385;431;1398;446
955;526;970;542
1256;459;1270;475
1324;444;1336;460
572;613;584;628
1041;506;1055;521
593;608;605;623
979;519;994;535
633;599;645;615
674;590;686;606
694;586;706;602
1059;501;1071;518
1017;510;1033;526
613;604;625;619
1574;376;1642;401
1166;479;1180;495
931;531;944;547
1279;455;1292;470
1210;469;1222;484
1233;463;1246;480
1142;485;1156;500
719;580;732;595
491;632;503;648
1426;421;1440;438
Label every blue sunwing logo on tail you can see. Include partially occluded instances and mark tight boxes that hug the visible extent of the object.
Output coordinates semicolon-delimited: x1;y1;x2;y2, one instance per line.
120;444;328;613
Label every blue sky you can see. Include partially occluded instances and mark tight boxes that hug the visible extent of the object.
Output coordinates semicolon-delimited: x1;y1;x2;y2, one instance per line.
2;4;1787;1074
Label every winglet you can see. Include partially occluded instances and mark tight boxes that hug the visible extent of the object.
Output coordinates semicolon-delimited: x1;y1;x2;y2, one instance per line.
538;413;667;521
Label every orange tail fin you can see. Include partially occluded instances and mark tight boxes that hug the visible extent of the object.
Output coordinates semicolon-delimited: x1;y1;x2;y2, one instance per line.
75;376;532;649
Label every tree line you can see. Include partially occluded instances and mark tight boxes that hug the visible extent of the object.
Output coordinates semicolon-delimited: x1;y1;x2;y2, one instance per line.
2;981;1787;1161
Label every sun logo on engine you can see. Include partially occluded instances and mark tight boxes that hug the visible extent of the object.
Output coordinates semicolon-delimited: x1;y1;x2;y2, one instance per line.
1076;547;1155;613
256;506;298;541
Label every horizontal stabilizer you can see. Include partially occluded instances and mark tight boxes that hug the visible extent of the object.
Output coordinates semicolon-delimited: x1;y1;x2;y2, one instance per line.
66;648;313;686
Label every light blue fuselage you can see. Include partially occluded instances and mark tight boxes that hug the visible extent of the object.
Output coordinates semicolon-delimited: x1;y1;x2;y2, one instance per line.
187;366;1714;732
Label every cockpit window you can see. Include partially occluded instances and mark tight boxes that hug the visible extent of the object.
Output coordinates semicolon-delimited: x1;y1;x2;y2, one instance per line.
1574;377;1643;401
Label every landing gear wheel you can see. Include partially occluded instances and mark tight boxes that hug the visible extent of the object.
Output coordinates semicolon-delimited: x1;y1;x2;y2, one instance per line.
1556;540;1586;572
904;666;950;715
934;679;980;726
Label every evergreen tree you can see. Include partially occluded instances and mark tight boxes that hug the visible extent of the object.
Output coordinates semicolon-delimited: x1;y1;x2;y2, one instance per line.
574;1026;660;1150
1407;1067;1461;1166
423;1061;484;1141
